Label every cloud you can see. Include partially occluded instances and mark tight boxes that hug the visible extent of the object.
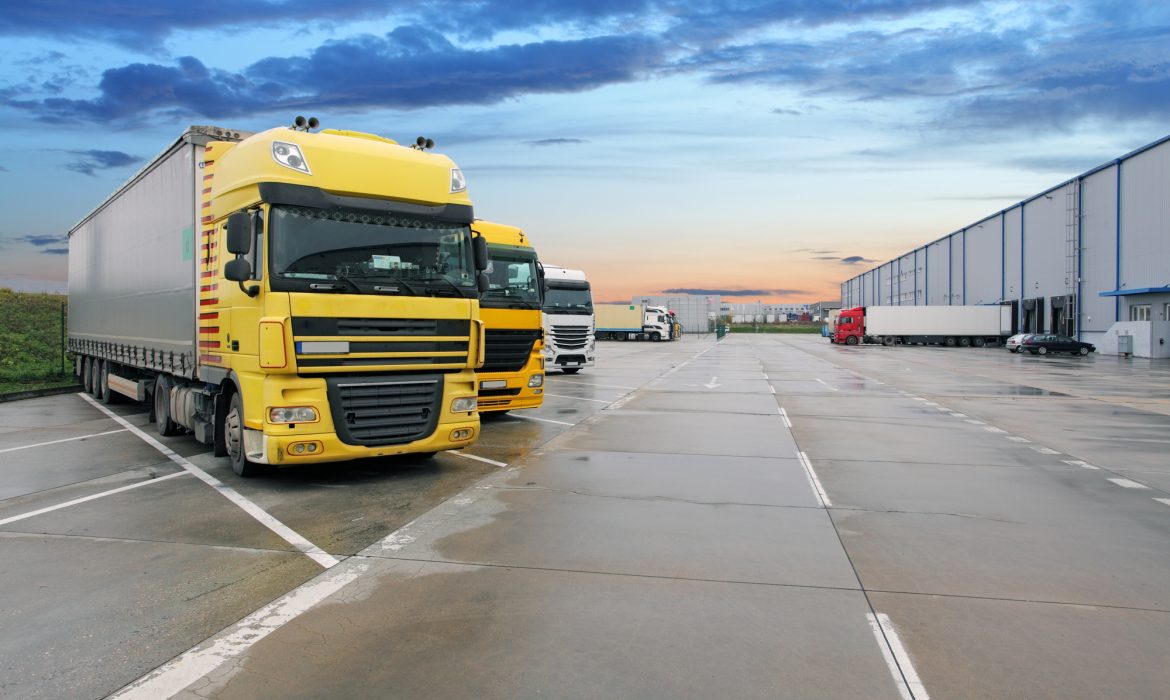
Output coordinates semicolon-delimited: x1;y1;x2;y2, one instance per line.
772;107;801;116
526;138;588;147
15;234;66;247
0;164;8;172
11;29;664;123
62;149;142;176
662;287;807;296
840;256;875;265
41;248;69;255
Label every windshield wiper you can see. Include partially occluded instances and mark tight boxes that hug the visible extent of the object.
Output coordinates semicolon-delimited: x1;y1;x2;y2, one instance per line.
331;274;364;294
422;276;466;298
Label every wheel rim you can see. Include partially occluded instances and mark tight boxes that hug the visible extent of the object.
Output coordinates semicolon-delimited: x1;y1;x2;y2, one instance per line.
1038;347;1047;355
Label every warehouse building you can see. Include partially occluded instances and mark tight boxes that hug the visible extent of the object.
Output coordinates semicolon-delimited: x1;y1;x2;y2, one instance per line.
840;134;1170;357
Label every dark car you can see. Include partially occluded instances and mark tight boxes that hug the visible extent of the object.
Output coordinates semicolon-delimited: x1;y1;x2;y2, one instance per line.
1020;334;1095;356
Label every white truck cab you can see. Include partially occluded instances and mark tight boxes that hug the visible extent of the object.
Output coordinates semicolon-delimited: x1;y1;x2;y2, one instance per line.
643;305;673;341
541;266;596;374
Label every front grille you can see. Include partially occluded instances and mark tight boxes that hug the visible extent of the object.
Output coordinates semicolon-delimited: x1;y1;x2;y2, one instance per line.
478;388;521;397
550;325;590;350
482;329;541;373
326;375;442;446
477;398;512;408
293;317;468;337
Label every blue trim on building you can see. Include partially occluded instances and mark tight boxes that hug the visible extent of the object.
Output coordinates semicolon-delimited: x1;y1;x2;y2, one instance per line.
1098;286;1170;297
948;236;953;305
1076;178;1083;341
924;245;929;304
1020;202;1026;307
961;229;967;304
1115;162;1122;321
1000;214;1005;302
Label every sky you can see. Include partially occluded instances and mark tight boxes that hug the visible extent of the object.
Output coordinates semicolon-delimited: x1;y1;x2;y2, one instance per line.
1;1;1168;303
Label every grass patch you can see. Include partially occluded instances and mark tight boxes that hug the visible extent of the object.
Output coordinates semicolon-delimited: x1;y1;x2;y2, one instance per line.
0;289;71;389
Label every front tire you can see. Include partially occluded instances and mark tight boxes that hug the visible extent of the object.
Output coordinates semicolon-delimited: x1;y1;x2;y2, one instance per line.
225;392;261;477
1078;346;1090;355
845;336;859;346
1037;346;1048;355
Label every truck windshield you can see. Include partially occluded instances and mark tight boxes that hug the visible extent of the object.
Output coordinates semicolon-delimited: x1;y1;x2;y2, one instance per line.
482;246;540;309
544;286;593;315
268;205;477;297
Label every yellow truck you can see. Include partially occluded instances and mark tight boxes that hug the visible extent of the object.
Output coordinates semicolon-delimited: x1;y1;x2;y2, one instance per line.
471;220;544;414
69;120;489;476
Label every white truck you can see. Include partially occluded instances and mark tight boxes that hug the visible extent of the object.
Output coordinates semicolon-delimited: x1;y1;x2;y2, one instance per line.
541;266;595;373
595;303;673;341
834;305;1014;347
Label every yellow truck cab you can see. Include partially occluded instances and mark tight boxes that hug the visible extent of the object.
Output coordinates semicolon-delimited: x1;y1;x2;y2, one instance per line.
471;220;545;414
69;121;490;476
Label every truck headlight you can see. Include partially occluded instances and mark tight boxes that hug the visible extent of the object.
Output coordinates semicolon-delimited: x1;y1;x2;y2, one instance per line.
451;396;477;413
272;141;311;174
269;406;318;423
528;374;544;388
450;168;466;193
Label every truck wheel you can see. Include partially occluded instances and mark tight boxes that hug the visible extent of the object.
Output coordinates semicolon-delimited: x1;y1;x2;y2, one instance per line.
82;357;93;394
844;336;859;346
562;368;581;374
881;336;895;346
225;392;261;477
153;376;182;436
958;337;971;347
100;361;117;405
973;338;986;347
652;332;661;342
944;337;957;347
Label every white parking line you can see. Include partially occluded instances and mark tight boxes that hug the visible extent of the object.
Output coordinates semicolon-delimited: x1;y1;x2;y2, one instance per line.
984;426;1006;434
769;384;776;394
0;428;129;454
1029;446;1060;455
1107;478;1149;490
79;394;339;569
510;414;574;427
108;558;370;699
450;451;508;468
798;451;831;507
1155;498;1170;508
1006;436;1031;443
815;378;839;392
778;407;792;428
867;612;930;700
949;412;967;418
1063;459;1099;470
965;419;986;426
0;471;190;526
543;393;613;404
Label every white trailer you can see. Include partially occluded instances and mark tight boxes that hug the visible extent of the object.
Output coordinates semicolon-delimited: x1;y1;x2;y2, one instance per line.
863;305;1013;347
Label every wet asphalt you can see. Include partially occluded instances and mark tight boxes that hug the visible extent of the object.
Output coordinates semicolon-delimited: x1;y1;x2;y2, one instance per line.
1;335;1169;699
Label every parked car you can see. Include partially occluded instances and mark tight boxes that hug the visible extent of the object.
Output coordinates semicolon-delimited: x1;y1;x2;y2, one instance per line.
1020;334;1095;356
1005;333;1033;352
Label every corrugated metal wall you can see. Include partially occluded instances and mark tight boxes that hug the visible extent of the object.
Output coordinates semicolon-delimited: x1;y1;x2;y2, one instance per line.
838;134;1170;342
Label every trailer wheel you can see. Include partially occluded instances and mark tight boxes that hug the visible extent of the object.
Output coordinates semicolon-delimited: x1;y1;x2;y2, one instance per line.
973;337;986;347
881;336;895;346
225;392;261;477
844;336;859;346
958;337;971;347
82;357;93;394
90;360;105;399
944;337;957;347
100;361;117;405
153;376;182;436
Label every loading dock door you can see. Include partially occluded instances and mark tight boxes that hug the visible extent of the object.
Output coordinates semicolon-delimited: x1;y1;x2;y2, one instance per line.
1022;298;1046;333
1051;295;1076;338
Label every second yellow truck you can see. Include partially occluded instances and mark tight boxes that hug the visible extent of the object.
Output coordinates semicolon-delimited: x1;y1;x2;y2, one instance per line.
472;220;545;414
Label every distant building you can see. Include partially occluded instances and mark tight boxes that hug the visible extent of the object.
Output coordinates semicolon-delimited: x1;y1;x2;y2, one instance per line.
632;294;720;333
725;302;811;323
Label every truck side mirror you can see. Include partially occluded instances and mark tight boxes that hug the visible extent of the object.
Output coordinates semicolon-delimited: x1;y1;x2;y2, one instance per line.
226;212;252;255
477;271;490;295
473;235;489;271
224;258;252;282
